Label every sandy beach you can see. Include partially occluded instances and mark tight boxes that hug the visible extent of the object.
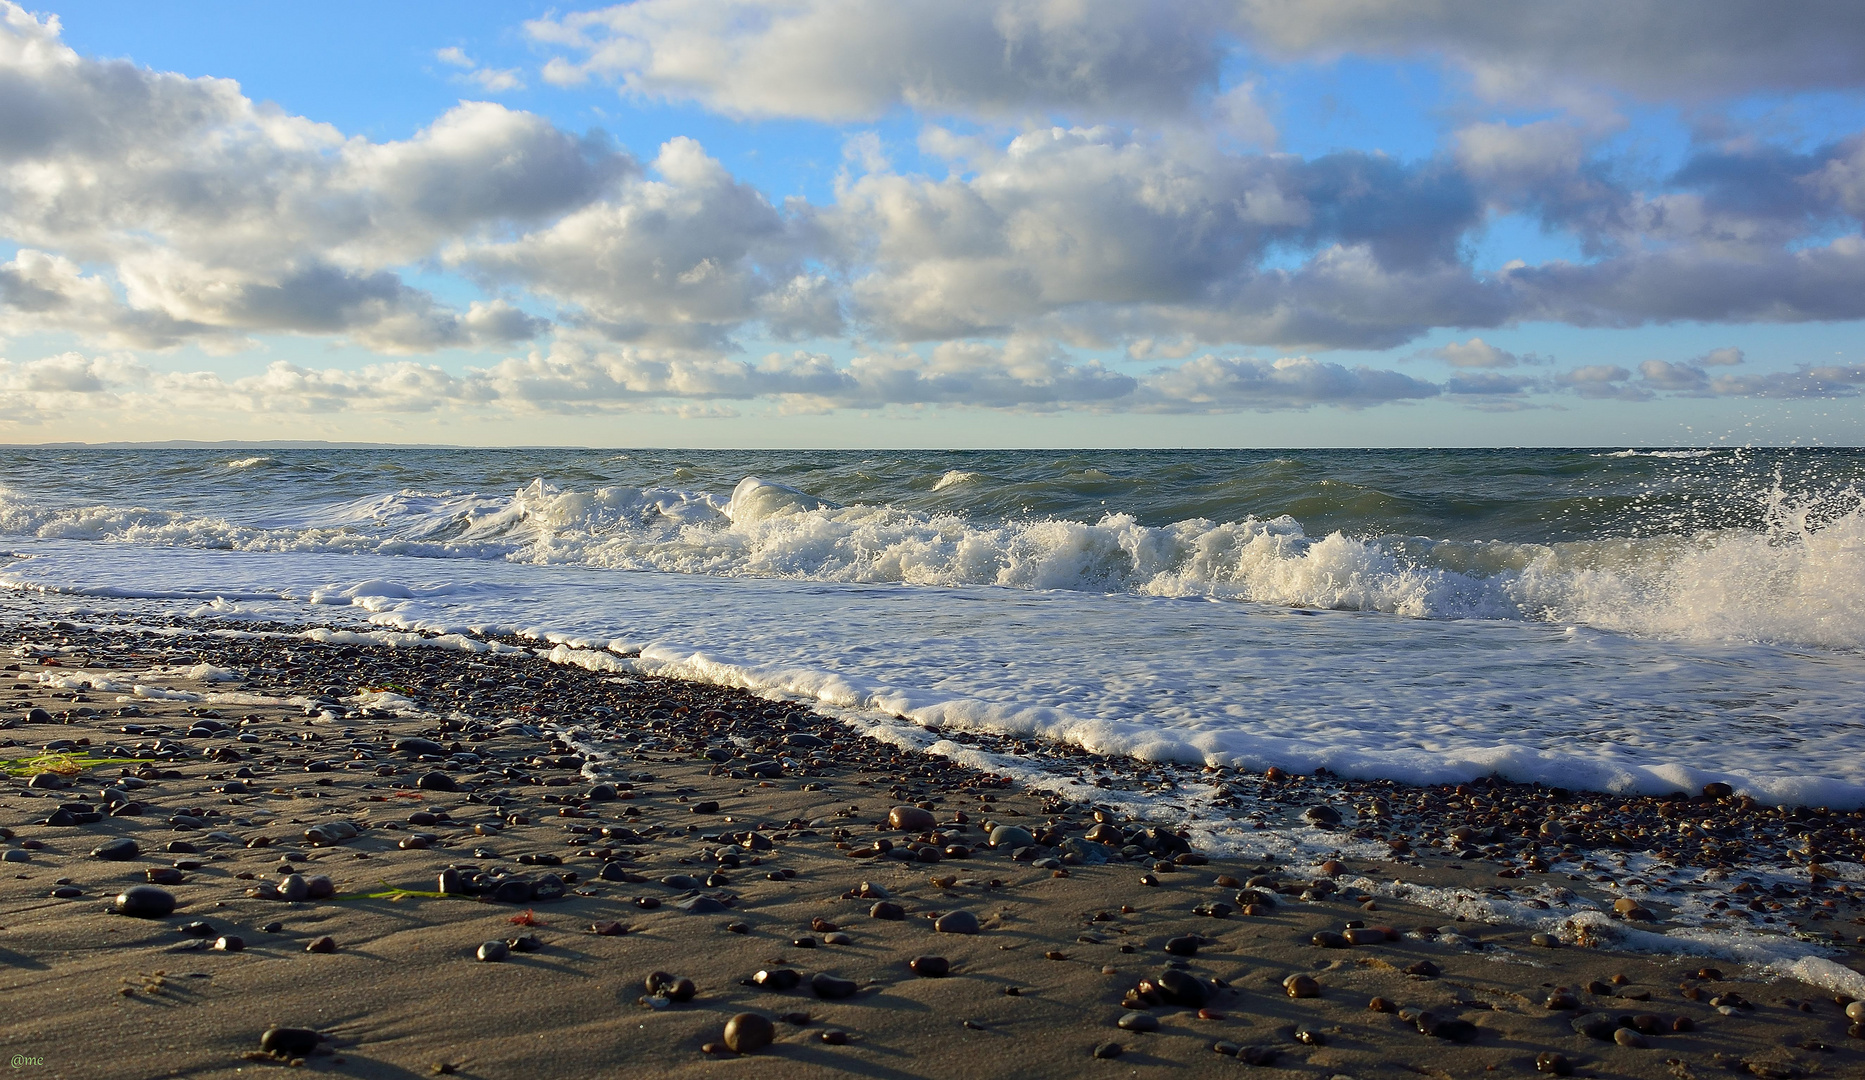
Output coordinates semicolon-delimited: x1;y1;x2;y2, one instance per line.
2;615;1863;1080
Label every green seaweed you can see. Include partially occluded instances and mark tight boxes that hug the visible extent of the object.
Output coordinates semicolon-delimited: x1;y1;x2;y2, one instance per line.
0;751;146;776
329;886;467;903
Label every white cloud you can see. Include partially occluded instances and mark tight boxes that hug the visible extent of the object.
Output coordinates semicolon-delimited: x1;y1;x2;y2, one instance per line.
527;0;1231;121
1424;336;1547;368
435;46;524;92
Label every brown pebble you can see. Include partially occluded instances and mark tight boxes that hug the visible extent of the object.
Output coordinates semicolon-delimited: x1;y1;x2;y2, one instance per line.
304;936;336;954
723;1013;775;1054
1283;974;1320;998
1368;996;1396;1013
821;1030;848;1045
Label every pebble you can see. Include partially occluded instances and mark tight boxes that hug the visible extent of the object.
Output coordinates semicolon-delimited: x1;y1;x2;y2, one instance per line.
477;940;510;962
888;805;936;831
259;1028;321;1058
1535;1051;1573;1076
146;867;184;885
415;771;458;792
1283;974;1320;999
820;1029;848;1045
810;973;858;999
645;972;697;1002
823;932;852;945
1164;935;1199;956
1155;968;1209;1007
304;936;337;954
988;825;1034;849
754;968;801;990
723;1013;775;1054
1613;1027;1647;1048
113;886;175;918
92;838;140;861
213;936;245;952
870;901;905;920
909;955;950;977
1116;1012;1158;1032
1091;1042;1124;1059
934;910;979;935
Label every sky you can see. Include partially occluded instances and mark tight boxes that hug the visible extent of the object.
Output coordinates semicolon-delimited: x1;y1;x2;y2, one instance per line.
1;1;1864;447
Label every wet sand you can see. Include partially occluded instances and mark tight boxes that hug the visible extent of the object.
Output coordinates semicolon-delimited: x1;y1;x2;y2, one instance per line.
1;616;1862;1079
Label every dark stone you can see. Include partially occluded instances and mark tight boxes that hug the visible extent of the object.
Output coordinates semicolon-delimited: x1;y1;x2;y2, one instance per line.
1154;968;1209;1007
259;1028;321;1057
394;738;446;757
415;771;458;792
810;972;859;999
1164;935;1200;956
214;935;245;952
754;968;801;991
1573;1015;1620;1042
869;901;904;920
92;838;140;861
113;886;175;918
1092;1042;1124;1059
909;955;950;977
477;940;510;962
1302;805;1342;827
490;879;534;904
1416;1012;1477;1041
678;895;728;914
304;936;337;953
934;910;979;935
531;874;566;901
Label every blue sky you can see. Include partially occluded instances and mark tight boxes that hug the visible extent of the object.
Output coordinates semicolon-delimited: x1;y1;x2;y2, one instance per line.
2;0;1864;447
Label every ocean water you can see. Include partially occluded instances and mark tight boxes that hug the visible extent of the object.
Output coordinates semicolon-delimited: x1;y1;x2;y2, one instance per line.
1;446;1863;809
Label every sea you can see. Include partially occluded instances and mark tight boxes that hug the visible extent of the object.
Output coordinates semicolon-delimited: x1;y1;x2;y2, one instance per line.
0;446;1860;812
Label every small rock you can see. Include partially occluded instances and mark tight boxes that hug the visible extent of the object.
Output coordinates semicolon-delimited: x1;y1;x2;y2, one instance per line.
1613;1027;1647;1048
477;940;510;962
1164;935;1200;956
113;886;175;918
213;936;245;952
909;956;950;977
259;1028;321;1058
870;901;905;920
1301;805;1342;827
934;910;979;935
1283;973;1320;999
888;805;936;831
723;1013;775;1054
754;968;801;990
810;972;858;999
304;936;337;954
1092;1042;1124;1060
92;838;140;861
415;771;457;792
1117;1012;1159;1032
988;825;1034;849
1155;968;1209;1007
1536;1051;1573;1076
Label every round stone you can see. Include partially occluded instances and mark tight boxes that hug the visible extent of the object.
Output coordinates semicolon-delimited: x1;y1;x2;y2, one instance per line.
869;901;904;920
1116;1012;1159;1032
888;805;936;831
988;825;1034;849
723;1013;775;1054
214;936;245;952
415;771;458;792
113;886;175;918
934;910;979;935
477;940;510;962
1283;973;1321;999
909;955;950;977
1164;935;1199;956
259;1028;320;1057
1155;968;1209;1007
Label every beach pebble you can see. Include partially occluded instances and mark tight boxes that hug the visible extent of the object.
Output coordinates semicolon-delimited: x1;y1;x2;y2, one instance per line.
820;1029;848;1045
823;932;852;945
415;771;458;792
1530;932;1560;948
934;910;979;935
1155;969;1209;1007
477;940;510;962
1416;1012;1477;1041
1301;805;1341;827
1612;1027;1647;1048
1116;1012;1159;1032
145;867;184;885
645;972;697;1002
723;1013;775;1054
754;968;801;990
1311;931;1348;949
1091;1042;1124;1059
1535;1051;1573;1075
888;805;936;831
1238;1046;1280;1066
988;825;1034;849
279;874;309;902
304;936;337;954
213;936;245;952
1543;990;1578;1010
1283;974;1320;999
1344;927;1387;945
1164;935;1199;956
810;972;858;999
1702;782;1734;799
869;901;904;920
909;956;949;977
1847;1001;1865;1022
92;838;140;861
259;1028;321;1058
0;850;28;863
113;886;175;918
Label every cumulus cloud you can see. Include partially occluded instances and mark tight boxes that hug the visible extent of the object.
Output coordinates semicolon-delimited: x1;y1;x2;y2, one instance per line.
529;0;1865;126
528;0;1232;121
435;46;524;93
1423;336;1547;368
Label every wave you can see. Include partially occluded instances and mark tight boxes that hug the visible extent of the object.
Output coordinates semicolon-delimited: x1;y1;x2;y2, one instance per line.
1;474;1862;649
